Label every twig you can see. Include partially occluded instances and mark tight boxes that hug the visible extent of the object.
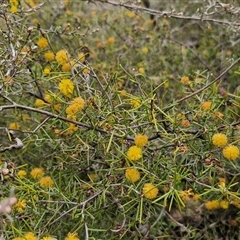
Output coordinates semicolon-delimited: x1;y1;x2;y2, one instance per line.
0;103;136;140
47;191;103;226
164;209;190;233
94;0;240;26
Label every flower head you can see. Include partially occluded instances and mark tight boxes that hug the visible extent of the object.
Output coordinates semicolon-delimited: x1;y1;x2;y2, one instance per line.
181;119;190;127
44;51;55;61
35;99;48;108
39;176;54;188
179;188;194;202
106;37;115;45
14;199;27;213
30;168;44;180
41;237;54;240
61;60;75;72
37;37;48;49
65;232;80;240
125;168;141;183
127;146;142;161
43;67;51;75
9;0;19;13
55;49;70;65
201;101;212;111
24;232;37;240
66;123;78;134
8;122;20;130
10;5;18;13
219;200;229;209
181;76;190;84
131;99;140;108
59;79;74;97
134;134;148;148
142;183;158;199
138;67;145;74
65;97;85;116
212;133;228;147
17;170;27;179
205;200;219;210
141;47;148;54
222;145;239;160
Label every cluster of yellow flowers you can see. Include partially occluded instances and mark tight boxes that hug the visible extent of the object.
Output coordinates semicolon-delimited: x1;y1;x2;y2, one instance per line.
205;199;229;210
179;188;200;202
127;134;148;161
124;134;158;199
12;231;79;240
127;146;142;161
9;0;19;13
17;167;54;189
212;133;239;160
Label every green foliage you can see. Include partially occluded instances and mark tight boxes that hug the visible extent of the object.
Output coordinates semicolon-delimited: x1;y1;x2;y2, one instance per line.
0;0;240;239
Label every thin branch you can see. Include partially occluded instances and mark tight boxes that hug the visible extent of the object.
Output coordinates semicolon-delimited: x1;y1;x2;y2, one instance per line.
95;0;240;26
0;103;135;140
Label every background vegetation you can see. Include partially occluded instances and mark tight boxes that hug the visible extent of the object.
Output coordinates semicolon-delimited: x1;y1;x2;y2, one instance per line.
0;0;240;239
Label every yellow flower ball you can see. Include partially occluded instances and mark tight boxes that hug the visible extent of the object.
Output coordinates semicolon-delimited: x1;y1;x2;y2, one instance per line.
141;47;148;54
59;79;74;97
30;167;44;180
219;200;229;209
181;119;190;127
134;134;148;148
127;146;142;161
142;183;158;199
24;232;37;240
212;133;228;147
8;122;20;130
222;145;239;160
41;237;54;240
181;76;190;84
43;67;51;75
201;101;212;111
44;51;55;61
205;200;220;210
14;199;27;213
37;37;48;49
66;97;85;116
55;49;70;65
10;5;18;13
35;99;48;108
39;176;54;188
131;99;140;108
65;232;80;240
17;170;27;179
106;37;115;45
44;94;52;104
138;67;145;74
125;168;141;183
